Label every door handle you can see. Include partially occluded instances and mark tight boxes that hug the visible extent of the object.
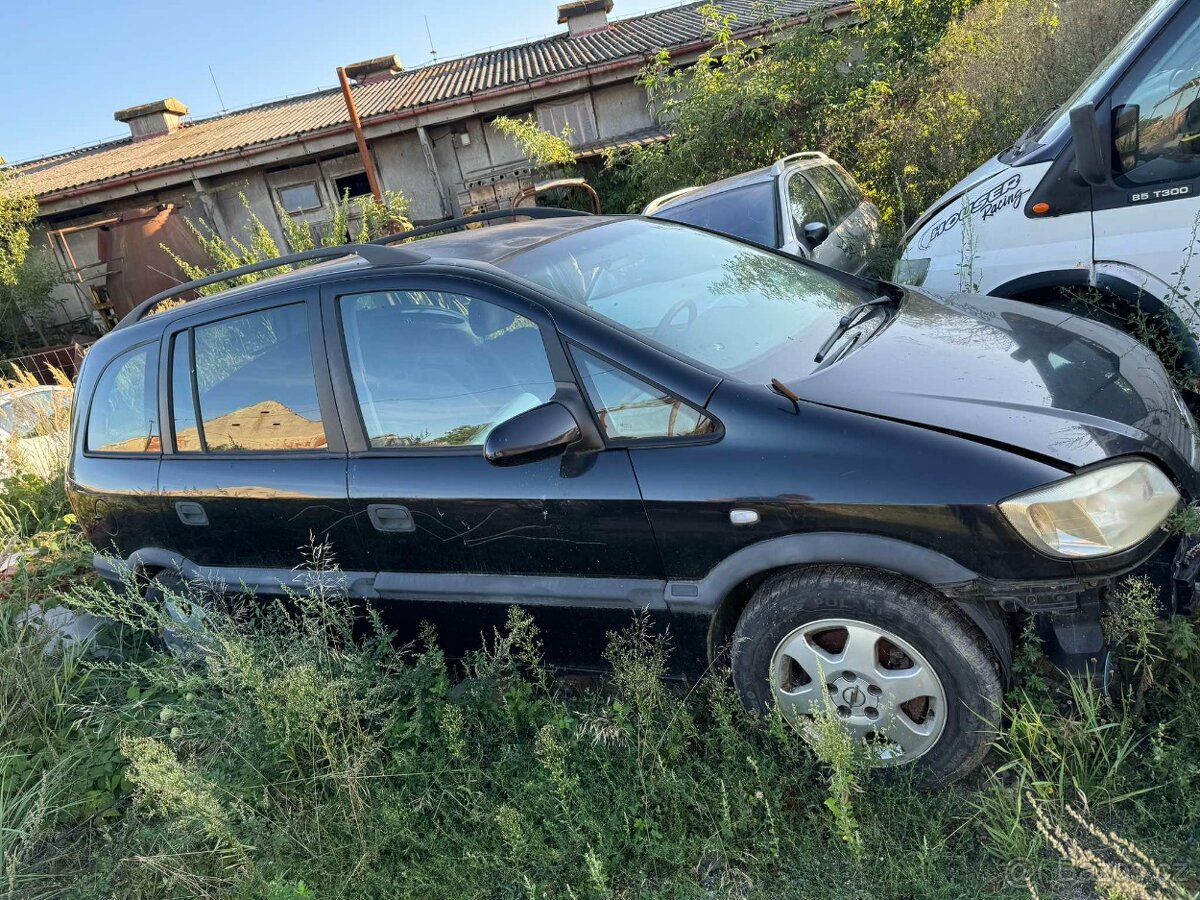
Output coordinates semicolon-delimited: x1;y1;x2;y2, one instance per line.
175;501;209;527
368;504;415;533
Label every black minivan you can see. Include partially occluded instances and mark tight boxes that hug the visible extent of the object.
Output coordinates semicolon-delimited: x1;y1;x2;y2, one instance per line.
68;210;1200;781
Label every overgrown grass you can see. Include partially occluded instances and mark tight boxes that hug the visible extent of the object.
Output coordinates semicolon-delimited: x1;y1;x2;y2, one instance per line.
1;386;1198;899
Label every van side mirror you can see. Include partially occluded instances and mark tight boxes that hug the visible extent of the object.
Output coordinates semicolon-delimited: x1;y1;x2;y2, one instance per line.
484;401;581;466
803;221;830;246
1069;102;1111;186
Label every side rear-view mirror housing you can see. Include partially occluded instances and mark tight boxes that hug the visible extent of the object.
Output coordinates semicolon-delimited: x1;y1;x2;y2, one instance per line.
1069;102;1111;187
484;401;581;466
804;221;830;246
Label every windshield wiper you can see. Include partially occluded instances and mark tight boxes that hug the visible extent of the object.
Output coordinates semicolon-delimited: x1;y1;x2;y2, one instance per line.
813;296;899;364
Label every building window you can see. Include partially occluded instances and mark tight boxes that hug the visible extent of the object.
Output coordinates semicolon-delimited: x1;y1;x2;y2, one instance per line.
334;172;372;200
535;96;598;146
277;182;323;214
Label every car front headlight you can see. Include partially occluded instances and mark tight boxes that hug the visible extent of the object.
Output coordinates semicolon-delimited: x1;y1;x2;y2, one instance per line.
1000;460;1179;558
892;256;931;286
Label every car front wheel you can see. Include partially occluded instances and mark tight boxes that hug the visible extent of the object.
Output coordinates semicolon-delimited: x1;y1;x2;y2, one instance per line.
731;566;1002;781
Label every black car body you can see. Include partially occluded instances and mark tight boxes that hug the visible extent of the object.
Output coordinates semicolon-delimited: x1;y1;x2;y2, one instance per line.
68;211;1199;780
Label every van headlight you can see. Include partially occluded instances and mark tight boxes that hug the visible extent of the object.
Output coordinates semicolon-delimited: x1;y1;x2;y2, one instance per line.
893;256;930;286
1000;460;1179;558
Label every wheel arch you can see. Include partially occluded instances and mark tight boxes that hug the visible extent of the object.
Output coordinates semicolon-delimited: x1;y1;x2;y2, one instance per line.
692;533;1013;680
992;270;1200;376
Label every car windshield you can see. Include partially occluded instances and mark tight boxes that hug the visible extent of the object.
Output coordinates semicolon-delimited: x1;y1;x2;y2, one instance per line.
1026;0;1177;148
500;219;872;382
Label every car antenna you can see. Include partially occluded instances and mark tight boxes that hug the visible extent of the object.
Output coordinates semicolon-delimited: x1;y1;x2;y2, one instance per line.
770;378;801;413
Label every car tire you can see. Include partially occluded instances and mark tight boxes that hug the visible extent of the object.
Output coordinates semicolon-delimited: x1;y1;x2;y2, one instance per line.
731;565;1002;782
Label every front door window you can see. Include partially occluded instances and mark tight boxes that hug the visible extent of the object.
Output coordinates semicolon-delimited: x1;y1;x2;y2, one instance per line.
338;290;557;448
1110;12;1200;186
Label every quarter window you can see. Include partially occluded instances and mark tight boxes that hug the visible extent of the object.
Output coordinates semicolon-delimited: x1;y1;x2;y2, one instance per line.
170;333;201;452
1110;13;1200;185
190;304;327;452
805;165;856;221
87;343;159;454
340;290;556;448
574;349;714;441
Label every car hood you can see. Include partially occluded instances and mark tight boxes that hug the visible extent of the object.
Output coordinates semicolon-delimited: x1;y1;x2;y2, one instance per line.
792;289;1200;480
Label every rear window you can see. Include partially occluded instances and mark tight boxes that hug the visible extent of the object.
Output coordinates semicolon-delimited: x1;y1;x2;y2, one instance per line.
654;181;779;248
87;343;160;454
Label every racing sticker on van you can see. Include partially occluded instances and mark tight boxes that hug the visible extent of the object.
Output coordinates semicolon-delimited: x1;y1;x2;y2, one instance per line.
918;174;1028;250
1129;185;1192;204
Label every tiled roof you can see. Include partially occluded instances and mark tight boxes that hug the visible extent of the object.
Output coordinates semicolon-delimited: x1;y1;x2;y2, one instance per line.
16;0;824;201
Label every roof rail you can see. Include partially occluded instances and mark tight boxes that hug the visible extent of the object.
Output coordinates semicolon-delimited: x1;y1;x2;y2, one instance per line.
770;151;828;175
115;242;429;330
370;206;591;246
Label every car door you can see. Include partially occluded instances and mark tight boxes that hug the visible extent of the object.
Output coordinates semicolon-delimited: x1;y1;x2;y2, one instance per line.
1091;7;1200;321
321;272;667;665
157;291;361;586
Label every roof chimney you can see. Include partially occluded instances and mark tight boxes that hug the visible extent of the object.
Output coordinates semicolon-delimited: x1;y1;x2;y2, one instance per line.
344;54;405;86
557;0;613;37
114;98;188;142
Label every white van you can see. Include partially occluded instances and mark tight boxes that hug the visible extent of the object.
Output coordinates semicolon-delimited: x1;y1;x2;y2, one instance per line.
897;0;1200;374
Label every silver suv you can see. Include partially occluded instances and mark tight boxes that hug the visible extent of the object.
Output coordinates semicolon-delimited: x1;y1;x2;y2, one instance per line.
644;152;882;274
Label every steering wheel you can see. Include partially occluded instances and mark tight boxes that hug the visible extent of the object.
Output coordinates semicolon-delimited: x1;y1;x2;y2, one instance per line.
652;297;697;341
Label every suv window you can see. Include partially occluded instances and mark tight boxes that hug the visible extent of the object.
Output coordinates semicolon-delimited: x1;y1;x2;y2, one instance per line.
87;343;159;454
786;173;831;239
574;348;714;441
189;304;328;452
1110;12;1200;185
655;181;779;248
805;165;856;221
340;290;556;448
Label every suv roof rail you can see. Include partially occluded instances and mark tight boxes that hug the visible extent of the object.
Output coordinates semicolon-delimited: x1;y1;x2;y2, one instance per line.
369;206;591;246
115;242;430;331
771;151;828;175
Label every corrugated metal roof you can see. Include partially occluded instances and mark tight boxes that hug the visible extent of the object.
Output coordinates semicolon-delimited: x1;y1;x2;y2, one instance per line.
17;0;824;200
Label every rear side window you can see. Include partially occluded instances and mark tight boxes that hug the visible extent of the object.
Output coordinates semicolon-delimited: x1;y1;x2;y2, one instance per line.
574;348;714;441
805;165;856;221
87;343;160;454
655;181;779;248
186;304;327;452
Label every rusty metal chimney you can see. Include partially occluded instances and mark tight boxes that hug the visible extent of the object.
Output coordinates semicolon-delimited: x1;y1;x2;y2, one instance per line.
557;0;613;37
114;98;188;142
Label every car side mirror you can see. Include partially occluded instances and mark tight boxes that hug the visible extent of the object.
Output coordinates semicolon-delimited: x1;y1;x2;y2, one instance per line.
484;401;581;466
803;221;830;246
1069;101;1111;186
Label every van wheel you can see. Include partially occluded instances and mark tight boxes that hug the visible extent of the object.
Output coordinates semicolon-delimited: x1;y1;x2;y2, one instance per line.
731;566;1001;782
145;571;216;659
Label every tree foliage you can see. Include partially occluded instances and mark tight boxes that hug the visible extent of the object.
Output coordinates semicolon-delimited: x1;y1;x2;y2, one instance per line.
164;189;413;297
608;0;1150;252
492;115;579;169
0;160;39;288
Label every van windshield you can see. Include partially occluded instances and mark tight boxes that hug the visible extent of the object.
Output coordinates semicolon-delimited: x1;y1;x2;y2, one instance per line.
1027;0;1177;147
500;219;872;383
